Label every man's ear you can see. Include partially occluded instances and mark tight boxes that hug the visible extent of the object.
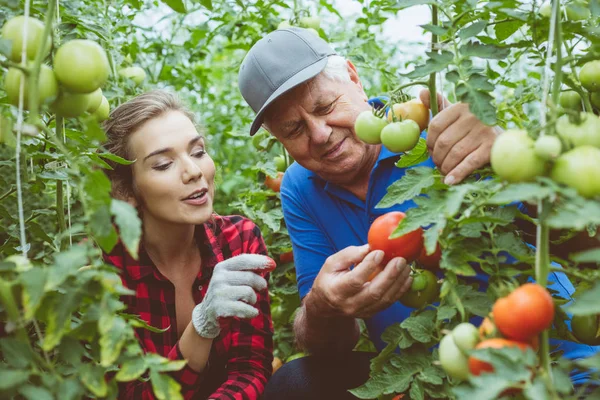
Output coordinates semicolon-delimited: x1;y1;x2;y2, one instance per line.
346;60;363;89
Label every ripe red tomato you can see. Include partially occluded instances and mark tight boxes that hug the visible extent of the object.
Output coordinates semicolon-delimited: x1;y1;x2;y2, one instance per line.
367;212;423;264
416;243;441;270
280;251;294;264
492;283;555;341
468;338;531;376
265;172;284;192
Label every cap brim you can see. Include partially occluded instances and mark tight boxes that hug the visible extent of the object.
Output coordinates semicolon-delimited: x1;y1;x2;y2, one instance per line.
249;58;328;136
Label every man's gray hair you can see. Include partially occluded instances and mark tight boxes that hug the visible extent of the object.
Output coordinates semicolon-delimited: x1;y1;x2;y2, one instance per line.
320;55;351;82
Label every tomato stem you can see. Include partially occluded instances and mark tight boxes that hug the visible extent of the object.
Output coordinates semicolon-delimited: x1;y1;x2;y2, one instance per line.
429;5;439;117
391;80;429;95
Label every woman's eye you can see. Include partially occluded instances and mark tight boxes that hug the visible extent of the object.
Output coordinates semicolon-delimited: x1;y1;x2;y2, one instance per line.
153;163;171;171
192;150;206;158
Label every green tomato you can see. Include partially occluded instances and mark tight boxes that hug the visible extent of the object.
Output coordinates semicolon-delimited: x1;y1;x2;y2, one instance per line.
556;112;600;149
277;20;292;29
579;61;600;92
53;39;110;93
539;2;552;18
551;145;600;198
1;16;51;62
399;270;439;309
591;92;600;109
274;155;287;172
572;315;600;346
354;110;387;144
452;323;480;353
119;66;146;85
252;130;271;150
380;120;420;153
5;64;58;107
491;130;546;182
534;135;562;160
439;334;470;381
86;88;103;113
298;16;321;30
92;96;110;121
51;91;91;118
566;1;591;21
559;91;582;111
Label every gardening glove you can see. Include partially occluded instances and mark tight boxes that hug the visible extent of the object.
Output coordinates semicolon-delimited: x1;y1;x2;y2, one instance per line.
192;254;276;339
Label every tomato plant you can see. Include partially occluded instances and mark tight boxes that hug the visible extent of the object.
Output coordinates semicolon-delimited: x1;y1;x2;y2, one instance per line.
534;135;562;160
5;64;58;107
558;91;582;110
53;39;110;93
491;129;546;182
579;61;600;92
468;338;531;376
556;112;600;149
367;212;423;264
388;99;429;131
399;269;439;309
551;145;600;198
492;283;554;342
354;110;387;144
265;171;284;192
439;333;470;381
571;315;600;346
416;242;441;270
274;155;287;172
119;66;147;85
380;120;420;153
1;15;50;61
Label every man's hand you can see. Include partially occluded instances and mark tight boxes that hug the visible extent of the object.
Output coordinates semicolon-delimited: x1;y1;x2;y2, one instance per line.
419;89;501;185
307;245;413;319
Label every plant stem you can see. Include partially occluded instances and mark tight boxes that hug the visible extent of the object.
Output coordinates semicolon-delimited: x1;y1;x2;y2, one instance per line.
429;5;439;117
0;277;29;343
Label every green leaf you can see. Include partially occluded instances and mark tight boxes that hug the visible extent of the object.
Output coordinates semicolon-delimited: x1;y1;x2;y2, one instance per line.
547;197;600;230
0;368;29;390
100;316;130;366
200;0;212;10
460;42;510;60
409;379;425;400
162;0;186;13
392;194;446;238
43;290;83;351
567;282;600;315
395;139;429;169
401;51;454;79
18;385;54;400
90;205;119;254
57;378;83;400
571;248;600;263
96;152;135;165
47;245;89;290
376;167;435;209
116;357;148;382
20;267;47;319
111;199;142;259
420;24;448;36
487;183;553;205
458;21;487;40
494;20;522;41
80;364;108;398
0;338;34;368
149;369;184;400
400;310;437;343
455;75;497;125
436;305;457;322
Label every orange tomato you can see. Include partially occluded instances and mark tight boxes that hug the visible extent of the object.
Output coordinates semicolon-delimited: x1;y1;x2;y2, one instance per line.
468;338;531;376
479;315;497;340
265;172;284;192
388;99;430;132
272;357;283;374
492;283;554;341
280;251;294;264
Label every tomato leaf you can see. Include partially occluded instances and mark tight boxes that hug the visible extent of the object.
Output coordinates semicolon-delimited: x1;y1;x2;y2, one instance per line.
162;0;187;13
395;138;429;168
376;167;435;209
0;368;29;390
80;364;108;398
454;75;497;125
487;183;553;205
111;199;142;260
18;385;53;400
100;315;130;366
401;51;454;79
200;0;213;10
420;24;448;36
0;338;34;368
494;20;522;41
570;248;600;263
20;267;47;319
460;42;510;60
567;282;600;315
116;357;148;382
400;310;437;343
149;369;184;400
458;21;487;40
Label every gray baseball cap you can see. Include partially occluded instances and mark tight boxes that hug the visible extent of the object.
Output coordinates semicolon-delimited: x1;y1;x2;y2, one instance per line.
238;27;337;135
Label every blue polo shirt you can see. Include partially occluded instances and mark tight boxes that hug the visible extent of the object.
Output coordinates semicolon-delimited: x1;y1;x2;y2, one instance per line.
280;144;598;384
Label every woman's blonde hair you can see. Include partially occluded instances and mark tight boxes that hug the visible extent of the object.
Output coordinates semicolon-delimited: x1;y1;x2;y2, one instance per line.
102;90;197;198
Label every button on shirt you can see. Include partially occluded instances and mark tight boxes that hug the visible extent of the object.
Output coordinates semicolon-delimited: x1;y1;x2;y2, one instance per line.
280;142;598;384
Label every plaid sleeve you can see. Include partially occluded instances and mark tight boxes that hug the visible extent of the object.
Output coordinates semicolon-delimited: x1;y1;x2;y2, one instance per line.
209;220;274;400
118;341;207;400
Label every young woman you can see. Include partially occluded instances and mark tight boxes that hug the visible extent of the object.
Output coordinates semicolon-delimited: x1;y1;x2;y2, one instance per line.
102;90;274;400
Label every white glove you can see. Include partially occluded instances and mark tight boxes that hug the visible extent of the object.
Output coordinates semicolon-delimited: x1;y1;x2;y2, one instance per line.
192;254;275;339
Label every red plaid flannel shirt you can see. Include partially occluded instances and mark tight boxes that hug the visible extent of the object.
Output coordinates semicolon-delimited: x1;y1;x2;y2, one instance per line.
103;215;274;399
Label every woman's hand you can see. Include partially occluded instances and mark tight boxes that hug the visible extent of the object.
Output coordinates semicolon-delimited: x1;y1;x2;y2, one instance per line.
191;254;275;338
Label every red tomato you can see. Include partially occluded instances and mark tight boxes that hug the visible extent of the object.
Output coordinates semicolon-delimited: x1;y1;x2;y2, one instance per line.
468;338;531;376
265;172;284;192
280;251;294;264
417;243;441;270
492;283;555;341
368;212;424;265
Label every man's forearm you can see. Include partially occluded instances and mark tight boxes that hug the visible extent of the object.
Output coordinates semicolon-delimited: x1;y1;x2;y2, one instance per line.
294;291;360;354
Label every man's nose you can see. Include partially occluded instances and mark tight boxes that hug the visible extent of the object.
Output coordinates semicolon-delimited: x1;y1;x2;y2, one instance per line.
306;118;331;145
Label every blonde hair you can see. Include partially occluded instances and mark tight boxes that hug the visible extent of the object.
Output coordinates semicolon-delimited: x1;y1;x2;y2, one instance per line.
102;90;197;198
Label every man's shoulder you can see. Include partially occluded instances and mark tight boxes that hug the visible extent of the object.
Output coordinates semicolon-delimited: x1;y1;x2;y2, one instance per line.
281;161;323;194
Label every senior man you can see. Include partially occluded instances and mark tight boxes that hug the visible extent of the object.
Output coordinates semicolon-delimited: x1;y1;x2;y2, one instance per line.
238;28;597;399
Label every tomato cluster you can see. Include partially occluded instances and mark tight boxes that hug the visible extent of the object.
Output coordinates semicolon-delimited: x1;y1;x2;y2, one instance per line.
2;15;112;120
354;99;428;153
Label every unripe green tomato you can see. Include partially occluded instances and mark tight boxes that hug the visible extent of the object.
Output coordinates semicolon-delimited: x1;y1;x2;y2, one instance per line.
439;334;470;381
556;112;600;149
539;2;552;18
274;155;287;172
53;39;110;93
534;135;562;160
566;1;591;21
118;66;146;85
5;64;58;107
277;20;292;29
92;96;110;121
452;323;480;353
86;88;103;113
551;145;600;198
579;61;600;92
51;92;91;118
381;120;420;153
559;91;582;111
298;16;321;30
1;16;51;62
354;110;387;144
491;130;546;182
572;315;600;346
591;92;600;109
